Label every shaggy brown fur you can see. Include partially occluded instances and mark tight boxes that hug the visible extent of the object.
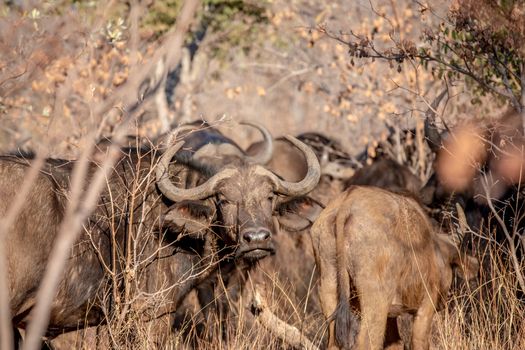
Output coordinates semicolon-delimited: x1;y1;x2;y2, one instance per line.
311;186;479;350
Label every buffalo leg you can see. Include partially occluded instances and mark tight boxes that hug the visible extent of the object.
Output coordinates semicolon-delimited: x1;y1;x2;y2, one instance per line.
411;297;435;350
317;259;339;349
356;286;392;350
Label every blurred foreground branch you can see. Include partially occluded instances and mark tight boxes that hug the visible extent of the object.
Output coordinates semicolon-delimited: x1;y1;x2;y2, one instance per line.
21;1;201;349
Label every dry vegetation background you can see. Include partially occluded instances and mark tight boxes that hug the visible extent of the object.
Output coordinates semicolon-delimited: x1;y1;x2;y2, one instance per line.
1;0;485;155
1;0;524;349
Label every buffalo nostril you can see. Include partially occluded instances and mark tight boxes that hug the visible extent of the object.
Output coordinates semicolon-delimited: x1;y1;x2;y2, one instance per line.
243;231;254;243
258;230;270;241
243;230;270;243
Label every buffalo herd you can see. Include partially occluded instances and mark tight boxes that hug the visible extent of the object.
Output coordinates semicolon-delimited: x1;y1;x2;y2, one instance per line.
1;96;523;349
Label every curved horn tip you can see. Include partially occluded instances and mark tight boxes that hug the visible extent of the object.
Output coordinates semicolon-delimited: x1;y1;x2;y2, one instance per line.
240;120;274;165
253;137;321;197
283;134;321;166
424;89;449;151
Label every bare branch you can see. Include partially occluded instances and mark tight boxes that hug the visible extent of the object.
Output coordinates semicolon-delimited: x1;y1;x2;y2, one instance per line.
250;288;319;350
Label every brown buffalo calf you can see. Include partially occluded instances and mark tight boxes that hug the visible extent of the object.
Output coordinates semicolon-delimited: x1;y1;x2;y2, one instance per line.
311;186;478;350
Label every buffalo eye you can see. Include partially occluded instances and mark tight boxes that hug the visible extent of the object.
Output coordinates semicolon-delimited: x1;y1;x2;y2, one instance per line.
218;195;234;206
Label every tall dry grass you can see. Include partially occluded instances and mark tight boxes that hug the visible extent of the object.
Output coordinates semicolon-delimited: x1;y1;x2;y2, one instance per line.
434;242;524;350
49;207;524;350
181;231;523;350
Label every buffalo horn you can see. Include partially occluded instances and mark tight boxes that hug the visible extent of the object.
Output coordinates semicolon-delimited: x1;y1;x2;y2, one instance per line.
240;121;274;165
424;89;448;152
455;202;470;244
256;136;320;196
155;139;237;201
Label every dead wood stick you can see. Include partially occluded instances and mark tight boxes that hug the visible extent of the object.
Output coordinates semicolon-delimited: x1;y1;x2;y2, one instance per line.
250;289;319;350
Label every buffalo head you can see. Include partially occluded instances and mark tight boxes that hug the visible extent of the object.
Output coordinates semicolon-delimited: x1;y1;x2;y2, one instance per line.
155;124;321;260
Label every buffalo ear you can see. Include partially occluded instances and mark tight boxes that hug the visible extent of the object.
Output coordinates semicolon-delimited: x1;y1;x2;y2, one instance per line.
420;173;439;205
439;234;480;281
275;196;324;232
162;200;216;238
453;253;479;281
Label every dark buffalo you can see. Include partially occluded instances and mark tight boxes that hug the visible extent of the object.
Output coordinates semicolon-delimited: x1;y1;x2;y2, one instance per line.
422;92;525;262
1;121;320;345
184;132;356;338
343;158;422;196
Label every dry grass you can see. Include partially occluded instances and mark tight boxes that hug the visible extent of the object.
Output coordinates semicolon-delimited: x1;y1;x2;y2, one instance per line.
433;247;524;350
48;216;524;350
176;235;523;350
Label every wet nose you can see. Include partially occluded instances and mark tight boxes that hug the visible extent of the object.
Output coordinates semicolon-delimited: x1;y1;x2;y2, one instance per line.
242;229;271;243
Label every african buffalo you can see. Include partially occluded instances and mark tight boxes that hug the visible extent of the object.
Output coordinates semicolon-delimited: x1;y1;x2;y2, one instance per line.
343;158;422;195
1;121;320;346
192;130;427;345
311;186;479;350
180;132;356;339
